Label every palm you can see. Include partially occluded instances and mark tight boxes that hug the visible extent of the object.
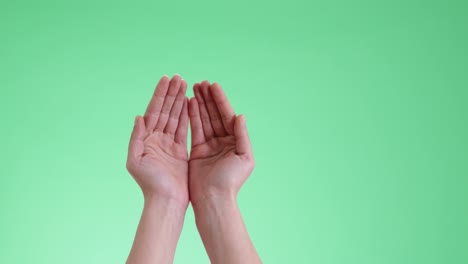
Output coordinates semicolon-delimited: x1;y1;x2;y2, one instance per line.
137;132;188;197
188;81;254;203
127;75;189;203
190;136;241;190
141;132;188;168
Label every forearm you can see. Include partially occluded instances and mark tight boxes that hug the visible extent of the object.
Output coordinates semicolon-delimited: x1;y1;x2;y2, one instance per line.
127;195;187;264
193;195;261;264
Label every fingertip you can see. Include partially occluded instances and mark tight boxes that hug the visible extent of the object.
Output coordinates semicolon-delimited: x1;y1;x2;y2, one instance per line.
193;83;200;92
200;82;212;100
235;114;248;136
237;114;246;123
188;97;197;113
157;75;170;87
210;82;225;98
210;82;220;89
201;83;209;95
136;115;145;127
171;74;182;83
194;86;205;103
132;115;145;137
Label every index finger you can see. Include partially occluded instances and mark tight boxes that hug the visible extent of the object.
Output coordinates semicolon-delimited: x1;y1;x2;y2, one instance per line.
210;83;236;135
144;75;170;131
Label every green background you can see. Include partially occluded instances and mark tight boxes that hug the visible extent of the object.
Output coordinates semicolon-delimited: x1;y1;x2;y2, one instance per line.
1;0;467;263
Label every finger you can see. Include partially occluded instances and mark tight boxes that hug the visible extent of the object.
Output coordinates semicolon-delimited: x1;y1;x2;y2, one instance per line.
188;97;205;146
200;81;227;137
234;114;252;157
144;75;170;132
128;115;146;166
194;83;214;140
175;97;189;145
210;83;236;135
154;75;182;132
164;79;187;136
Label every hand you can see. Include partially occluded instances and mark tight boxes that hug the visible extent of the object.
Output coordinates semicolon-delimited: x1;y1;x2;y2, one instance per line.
126;75;189;207
188;81;255;205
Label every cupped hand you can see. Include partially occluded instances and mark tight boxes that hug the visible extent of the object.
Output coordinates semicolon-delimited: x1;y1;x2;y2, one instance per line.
188;81;255;205
127;75;189;206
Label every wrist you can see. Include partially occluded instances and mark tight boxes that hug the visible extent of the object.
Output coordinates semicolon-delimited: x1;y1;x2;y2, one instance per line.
143;192;189;212
191;192;238;215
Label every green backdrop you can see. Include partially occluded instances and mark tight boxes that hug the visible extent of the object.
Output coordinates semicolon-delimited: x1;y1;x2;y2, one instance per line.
1;0;467;263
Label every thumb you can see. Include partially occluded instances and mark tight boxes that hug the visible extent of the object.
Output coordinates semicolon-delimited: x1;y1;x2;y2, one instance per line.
234;114;252;157
128;115;146;164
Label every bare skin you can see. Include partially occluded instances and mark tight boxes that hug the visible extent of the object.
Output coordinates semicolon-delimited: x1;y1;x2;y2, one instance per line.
126;76;261;264
126;75;189;264
189;81;261;264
